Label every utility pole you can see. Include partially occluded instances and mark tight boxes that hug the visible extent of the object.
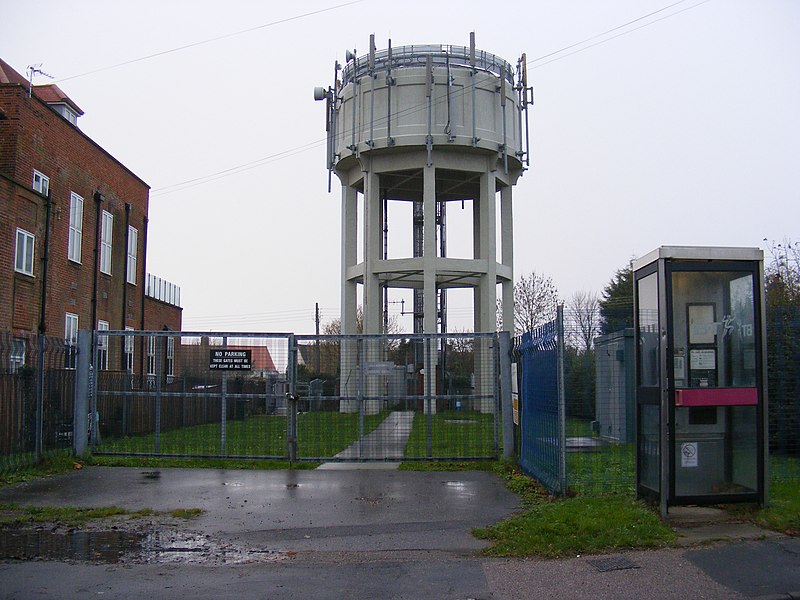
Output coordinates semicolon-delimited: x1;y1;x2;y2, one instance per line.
315;302;321;374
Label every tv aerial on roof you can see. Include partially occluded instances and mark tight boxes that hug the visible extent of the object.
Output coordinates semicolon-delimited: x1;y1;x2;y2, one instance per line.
26;64;54;97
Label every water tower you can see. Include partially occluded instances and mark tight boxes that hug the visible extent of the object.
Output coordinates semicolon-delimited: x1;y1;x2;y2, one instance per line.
315;34;531;412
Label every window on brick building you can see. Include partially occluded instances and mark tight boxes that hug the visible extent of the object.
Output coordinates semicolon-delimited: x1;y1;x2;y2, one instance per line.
124;327;135;374
100;210;113;275
65;313;78;369
10;338;26;373
126;227;137;285
68;192;83;263
166;336;175;381
32;170;49;195
97;320;109;370
14;228;35;276
147;336;156;377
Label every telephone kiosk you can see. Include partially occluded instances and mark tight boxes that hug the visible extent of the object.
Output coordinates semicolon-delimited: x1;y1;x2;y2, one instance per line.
633;247;767;517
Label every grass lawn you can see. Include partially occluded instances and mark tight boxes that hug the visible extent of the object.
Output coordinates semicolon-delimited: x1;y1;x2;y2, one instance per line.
756;480;800;534
0;502;202;528
399;461;496;471
94;410;390;459
724;478;800;535
479;457;800;558
567;443;635;495
0;452;78;487
403;410;497;458
474;462;677;558
88;456;319;470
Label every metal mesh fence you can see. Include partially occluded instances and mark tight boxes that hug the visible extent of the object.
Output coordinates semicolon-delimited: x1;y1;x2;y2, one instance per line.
93;332;290;458
518;305;800;496
294;333;499;462
92;331;499;462
767;306;800;483
0;331;75;474
564;311;635;495
517;315;565;494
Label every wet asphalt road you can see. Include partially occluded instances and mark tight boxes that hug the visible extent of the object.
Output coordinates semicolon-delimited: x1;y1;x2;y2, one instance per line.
0;466;798;599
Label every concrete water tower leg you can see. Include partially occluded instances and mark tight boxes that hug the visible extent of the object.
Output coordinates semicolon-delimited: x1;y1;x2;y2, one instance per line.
474;171;498;414
339;185;359;414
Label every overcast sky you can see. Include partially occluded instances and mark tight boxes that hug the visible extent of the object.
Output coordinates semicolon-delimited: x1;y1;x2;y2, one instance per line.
5;0;799;334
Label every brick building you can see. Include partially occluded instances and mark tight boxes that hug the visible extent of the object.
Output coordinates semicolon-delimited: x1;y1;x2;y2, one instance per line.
0;58;181;376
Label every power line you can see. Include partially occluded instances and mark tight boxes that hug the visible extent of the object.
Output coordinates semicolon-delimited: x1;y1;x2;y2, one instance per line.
54;1;365;84
526;0;694;67
182;304;481;327
149;0;712;197
528;0;713;71
152;140;324;195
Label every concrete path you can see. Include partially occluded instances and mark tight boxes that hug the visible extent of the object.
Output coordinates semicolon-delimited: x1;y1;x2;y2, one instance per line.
329;410;414;461
0;467;798;599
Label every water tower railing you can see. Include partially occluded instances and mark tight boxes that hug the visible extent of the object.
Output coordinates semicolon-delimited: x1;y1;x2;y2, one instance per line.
341;44;515;86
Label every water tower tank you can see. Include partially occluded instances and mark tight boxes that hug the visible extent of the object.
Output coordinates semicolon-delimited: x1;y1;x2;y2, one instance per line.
316;33;531;337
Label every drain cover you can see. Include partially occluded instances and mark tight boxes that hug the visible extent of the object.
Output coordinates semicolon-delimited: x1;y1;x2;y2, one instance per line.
588;556;639;572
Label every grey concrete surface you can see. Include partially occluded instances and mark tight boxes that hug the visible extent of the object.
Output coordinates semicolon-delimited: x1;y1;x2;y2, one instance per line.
0;466;518;552
0;557;494;600
0;467;797;599
685;538;800;599
333;410;413;460
483;549;750;600
667;505;786;547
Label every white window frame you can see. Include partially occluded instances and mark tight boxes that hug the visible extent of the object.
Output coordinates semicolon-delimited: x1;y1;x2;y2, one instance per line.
33;170;49;195
14;228;35;276
65;313;78;369
126;226;138;285
124;326;135;374
100;210;113;275
10;338;26;373
166;336;175;379
68;192;83;263
147;336;156;377
97;320;109;370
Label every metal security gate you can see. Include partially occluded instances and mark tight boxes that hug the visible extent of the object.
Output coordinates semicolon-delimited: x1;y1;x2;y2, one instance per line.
518;307;566;494
87;331;504;462
89;332;291;459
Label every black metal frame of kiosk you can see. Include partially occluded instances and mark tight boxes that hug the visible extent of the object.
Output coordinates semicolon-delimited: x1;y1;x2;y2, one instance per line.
633;247;767;517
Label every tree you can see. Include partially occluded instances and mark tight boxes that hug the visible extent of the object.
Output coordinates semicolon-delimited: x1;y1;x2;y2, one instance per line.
511;271;560;336
563;291;599;422
322;306;400;335
763;238;800;455
567;290;600;352
764;238;800;308
599;263;634;334
322;308;362;335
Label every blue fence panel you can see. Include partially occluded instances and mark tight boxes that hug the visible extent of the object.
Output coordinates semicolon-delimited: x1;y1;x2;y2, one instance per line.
518;318;563;494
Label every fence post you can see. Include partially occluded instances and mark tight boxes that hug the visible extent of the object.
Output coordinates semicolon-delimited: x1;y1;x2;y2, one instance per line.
286;334;298;461
220;336;227;456
499;331;514;460
357;336;364;459
425;336;432;458
34;334;45;460
155;334;163;454
557;305;567;495
73;330;91;458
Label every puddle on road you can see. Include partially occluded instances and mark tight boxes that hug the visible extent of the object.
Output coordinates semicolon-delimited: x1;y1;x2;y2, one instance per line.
0;529;292;565
0;529;142;563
